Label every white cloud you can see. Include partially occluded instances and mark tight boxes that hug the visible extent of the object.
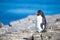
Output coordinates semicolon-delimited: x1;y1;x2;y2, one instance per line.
6;9;37;14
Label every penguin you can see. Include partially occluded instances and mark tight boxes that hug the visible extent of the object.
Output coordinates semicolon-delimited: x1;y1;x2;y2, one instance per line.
36;10;46;32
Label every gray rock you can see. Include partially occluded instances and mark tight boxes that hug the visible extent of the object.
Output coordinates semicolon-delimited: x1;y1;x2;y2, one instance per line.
0;22;4;28
0;14;60;40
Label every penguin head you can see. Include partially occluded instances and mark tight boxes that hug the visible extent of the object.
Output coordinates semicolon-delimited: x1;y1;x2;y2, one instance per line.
37;10;44;16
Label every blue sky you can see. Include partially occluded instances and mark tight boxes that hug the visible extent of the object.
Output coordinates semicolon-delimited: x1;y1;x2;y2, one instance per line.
0;0;60;24
0;0;60;15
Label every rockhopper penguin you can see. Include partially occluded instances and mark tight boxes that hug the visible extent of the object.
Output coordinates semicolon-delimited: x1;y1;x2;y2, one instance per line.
36;10;46;32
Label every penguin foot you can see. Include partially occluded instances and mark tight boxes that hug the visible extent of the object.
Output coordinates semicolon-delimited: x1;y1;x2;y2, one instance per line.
42;29;47;33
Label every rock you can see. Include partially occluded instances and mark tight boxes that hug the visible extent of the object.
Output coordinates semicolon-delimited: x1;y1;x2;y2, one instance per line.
32;32;60;40
0;31;33;40
32;33;43;40
8;24;12;27
0;27;8;35
0;14;60;40
9;21;20;27
0;22;4;28
55;18;60;22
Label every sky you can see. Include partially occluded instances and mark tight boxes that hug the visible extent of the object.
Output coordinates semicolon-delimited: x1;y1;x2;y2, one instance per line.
0;0;60;24
0;0;60;15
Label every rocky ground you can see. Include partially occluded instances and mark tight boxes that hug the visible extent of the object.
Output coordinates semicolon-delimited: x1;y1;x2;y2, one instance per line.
0;14;60;40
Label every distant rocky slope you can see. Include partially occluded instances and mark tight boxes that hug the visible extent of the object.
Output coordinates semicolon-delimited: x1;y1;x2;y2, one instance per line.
0;14;60;40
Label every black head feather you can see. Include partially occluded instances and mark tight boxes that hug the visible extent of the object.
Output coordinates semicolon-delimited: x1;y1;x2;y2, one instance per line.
37;10;45;18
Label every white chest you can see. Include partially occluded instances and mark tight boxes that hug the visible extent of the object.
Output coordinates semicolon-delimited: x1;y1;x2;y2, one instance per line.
37;15;43;23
